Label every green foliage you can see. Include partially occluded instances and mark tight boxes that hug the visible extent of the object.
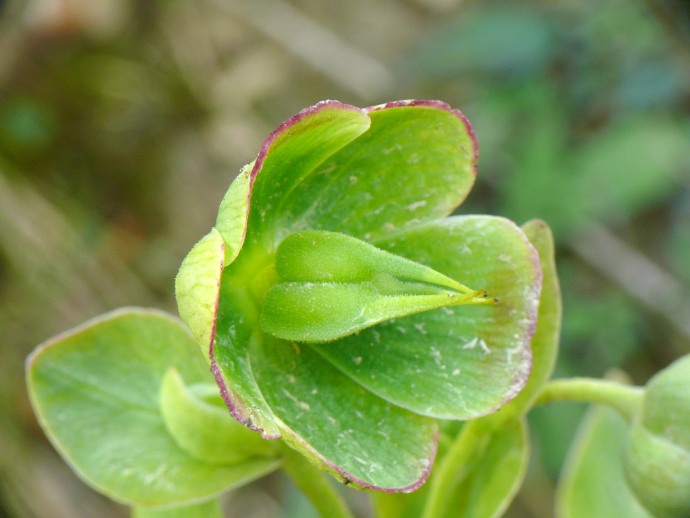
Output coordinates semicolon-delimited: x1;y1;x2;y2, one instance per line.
132;500;223;518
557;406;652;518
443;419;529;518
26;309;280;508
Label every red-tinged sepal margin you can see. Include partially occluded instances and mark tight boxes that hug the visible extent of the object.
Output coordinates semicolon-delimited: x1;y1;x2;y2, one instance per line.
176;100;541;491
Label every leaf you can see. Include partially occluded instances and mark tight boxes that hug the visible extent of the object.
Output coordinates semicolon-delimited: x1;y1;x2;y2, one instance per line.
26;308;280;507
314;216;541;419
444;419;529;518
557;406;652;518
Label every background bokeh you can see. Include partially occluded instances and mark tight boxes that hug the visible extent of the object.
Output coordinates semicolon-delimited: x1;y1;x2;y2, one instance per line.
1;0;689;516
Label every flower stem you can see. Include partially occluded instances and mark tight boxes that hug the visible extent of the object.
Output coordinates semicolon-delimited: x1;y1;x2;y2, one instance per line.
281;447;355;518
421;421;490;518
535;377;644;421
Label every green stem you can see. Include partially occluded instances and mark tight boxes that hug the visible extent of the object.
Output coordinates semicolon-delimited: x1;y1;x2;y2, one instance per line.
371;492;407;518
535;377;644;422
132;499;222;517
281;447;355;518
421;421;490;518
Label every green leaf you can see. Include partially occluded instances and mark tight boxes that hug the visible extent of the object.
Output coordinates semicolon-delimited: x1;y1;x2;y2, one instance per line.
557;406;652;518
418;419;529;518
132;499;223;518
314;216;540;419
26;308;280;507
262;230;489;342
444;419;529;518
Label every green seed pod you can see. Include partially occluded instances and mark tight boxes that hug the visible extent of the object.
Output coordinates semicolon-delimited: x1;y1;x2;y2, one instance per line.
261;230;492;342
624;354;690;518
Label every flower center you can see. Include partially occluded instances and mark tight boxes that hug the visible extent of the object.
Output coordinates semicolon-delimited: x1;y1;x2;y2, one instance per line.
259;230;494;343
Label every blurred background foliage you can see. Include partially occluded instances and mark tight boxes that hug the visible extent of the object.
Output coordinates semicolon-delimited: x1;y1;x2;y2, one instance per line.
0;0;688;516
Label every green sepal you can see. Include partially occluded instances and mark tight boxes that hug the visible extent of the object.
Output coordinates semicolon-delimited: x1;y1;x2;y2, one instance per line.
251;335;438;492
313;216;540;419
490;219;561;424
175;229;225;354
215;163;253;265
159;368;278;464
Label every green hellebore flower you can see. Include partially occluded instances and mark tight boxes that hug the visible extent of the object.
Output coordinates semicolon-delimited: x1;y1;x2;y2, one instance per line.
624;354;690;517
176;100;542;491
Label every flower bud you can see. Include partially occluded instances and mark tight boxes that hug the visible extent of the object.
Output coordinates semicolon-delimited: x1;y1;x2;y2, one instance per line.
624;355;690;517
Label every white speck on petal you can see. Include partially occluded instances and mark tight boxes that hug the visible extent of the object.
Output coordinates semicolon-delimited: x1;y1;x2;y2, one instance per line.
430;346;443;366
406;200;427;211
479;339;491;355
282;389;311;411
463;337;478;350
